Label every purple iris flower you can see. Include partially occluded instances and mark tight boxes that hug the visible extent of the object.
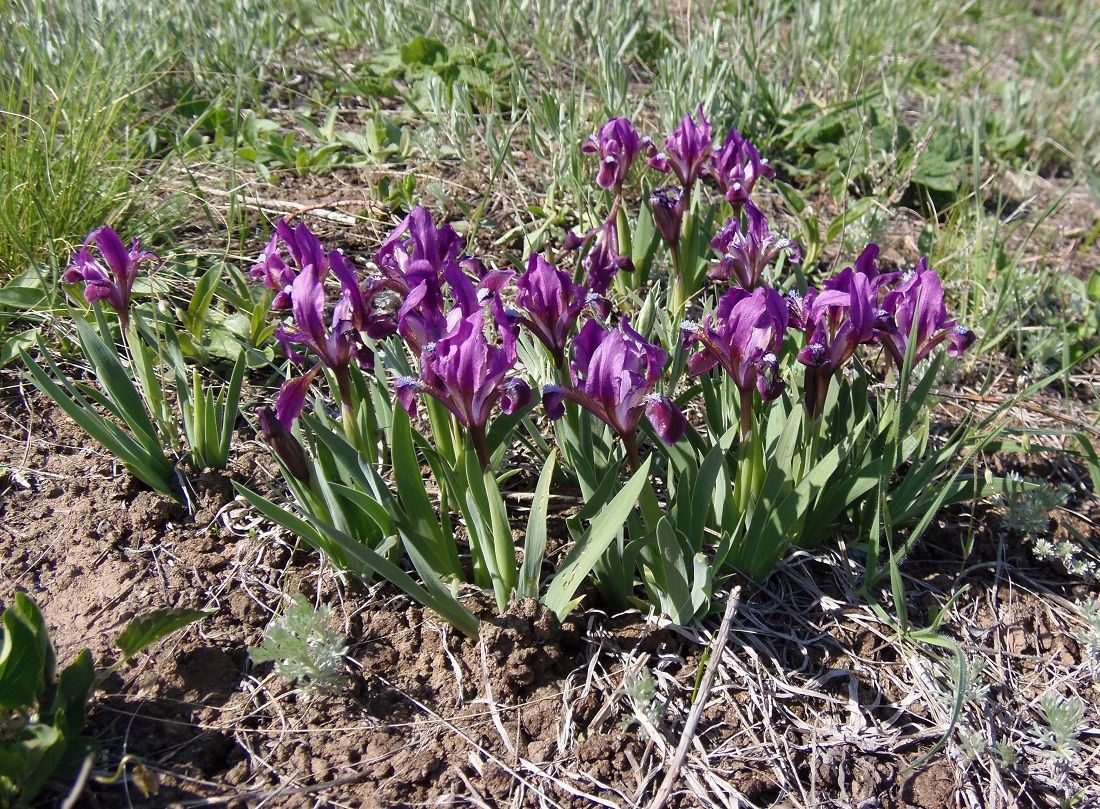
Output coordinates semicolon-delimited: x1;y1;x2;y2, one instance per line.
395;304;532;468
372;206;510;355
648;106;714;201
275;263;367;372
375;205;464;289
398;258;512;358
683;286;788;435
251;236;293;310
793;271;878;372
567;118;644;293
514;253;608;369
788;244;894;420
250;220;330;310
581;117;643;192
269;252;374;429
708;127;774;208
880;259;975;370
260;371;318;483
709;203;802;289
821;243;897;298
650;185;685;253
251;219;400;346
582;219;634;294
564;212;635;294
63;226;159;330
373;206;462;347
543;319;686;466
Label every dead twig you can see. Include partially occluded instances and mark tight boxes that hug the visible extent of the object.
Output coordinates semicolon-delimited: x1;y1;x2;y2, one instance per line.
645;586;742;809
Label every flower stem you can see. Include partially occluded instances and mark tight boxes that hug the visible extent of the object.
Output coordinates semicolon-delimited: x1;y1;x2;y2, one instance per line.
335;370;362;452
472;424;491;470
670;243;687;317
622;430;642;472
739;387;754;441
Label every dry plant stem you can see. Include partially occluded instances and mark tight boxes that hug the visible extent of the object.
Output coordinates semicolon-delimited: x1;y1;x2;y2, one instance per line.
183;181;365;225
59;754;95;809
283;198;382;224
646;586;742;809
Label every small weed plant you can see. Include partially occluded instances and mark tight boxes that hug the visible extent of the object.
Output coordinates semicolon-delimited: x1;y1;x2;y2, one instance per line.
249;596;349;692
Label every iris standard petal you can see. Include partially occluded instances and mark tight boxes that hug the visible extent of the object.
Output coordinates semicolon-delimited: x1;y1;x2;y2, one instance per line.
92;227;131;277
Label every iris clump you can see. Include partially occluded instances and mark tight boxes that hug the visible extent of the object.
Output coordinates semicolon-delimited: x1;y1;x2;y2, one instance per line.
19;100;988;639
233;106;984;633
27;104;981;638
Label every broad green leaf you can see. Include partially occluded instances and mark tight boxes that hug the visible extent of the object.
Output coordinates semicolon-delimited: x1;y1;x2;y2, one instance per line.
214;349;247;466
650;518;693;622
0;594;50;710
0;269;47;309
543;456;652;619
50;650;95;738
0;328;38;367
740;416;867;580
1;722;64;805
519;451;556;599
400;36;448;66
234;483;479;637
115;608;212;661
482;466;516;607
632;201;660;279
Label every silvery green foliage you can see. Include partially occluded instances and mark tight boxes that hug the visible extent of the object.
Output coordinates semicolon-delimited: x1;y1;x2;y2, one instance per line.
1000;472;1067;537
250;596;348;692
1033;692;1084;788
1032;538;1098;581
1078;600;1100;682
1032;691;1085;799
995;742;1019;769
946;656;992;769
623;668;662;729
956;728;986;767
998;474;1096;580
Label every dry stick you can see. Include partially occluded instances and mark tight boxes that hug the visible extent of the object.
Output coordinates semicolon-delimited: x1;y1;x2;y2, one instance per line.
59;754;95;809
283;198;382;224
479;640;518;760
933;389;1100;440
645;586;742;809
177;182;369;226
